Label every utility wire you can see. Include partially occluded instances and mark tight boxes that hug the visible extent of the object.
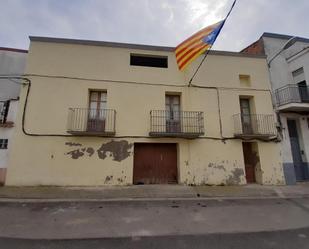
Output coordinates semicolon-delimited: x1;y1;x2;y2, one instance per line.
188;0;237;86
0;74;279;142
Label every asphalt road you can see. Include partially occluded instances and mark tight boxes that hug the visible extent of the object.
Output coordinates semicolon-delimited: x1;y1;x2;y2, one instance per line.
0;198;309;248
1;227;309;249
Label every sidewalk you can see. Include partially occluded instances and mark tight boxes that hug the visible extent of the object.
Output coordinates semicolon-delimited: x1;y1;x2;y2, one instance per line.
0;183;308;201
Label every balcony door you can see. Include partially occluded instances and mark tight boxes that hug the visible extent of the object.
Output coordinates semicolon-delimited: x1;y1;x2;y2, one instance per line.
293;68;309;103
166;95;181;133
298;81;309;103
88;91;107;132
287;119;309;181
240;98;253;134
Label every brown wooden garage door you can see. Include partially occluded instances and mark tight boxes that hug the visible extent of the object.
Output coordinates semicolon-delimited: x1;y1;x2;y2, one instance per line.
133;143;177;184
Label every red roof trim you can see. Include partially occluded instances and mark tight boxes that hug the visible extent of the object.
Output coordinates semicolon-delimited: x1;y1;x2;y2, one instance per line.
0;47;28;53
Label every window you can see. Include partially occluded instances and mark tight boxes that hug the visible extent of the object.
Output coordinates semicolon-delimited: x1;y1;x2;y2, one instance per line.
88;91;107;132
240;98;253;134
0;139;8;149
130;54;168;68
292;67;305;84
89;91;107;111
0;101;10;124
165;94;181;132
239;75;251;87
292;68;308;102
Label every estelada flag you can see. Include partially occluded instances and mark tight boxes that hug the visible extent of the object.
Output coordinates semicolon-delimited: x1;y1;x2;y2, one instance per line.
175;20;224;71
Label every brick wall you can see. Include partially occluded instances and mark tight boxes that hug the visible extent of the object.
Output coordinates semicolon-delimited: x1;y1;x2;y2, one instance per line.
241;38;265;55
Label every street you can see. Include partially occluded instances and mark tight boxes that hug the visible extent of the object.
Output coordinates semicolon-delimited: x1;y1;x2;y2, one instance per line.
0;197;309;248
1;228;309;249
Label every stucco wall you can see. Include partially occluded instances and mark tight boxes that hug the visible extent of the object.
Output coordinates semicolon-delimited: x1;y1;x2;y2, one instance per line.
0;49;27;100
6;39;284;186
0;49;27;184
0;100;19;169
262;36;309;183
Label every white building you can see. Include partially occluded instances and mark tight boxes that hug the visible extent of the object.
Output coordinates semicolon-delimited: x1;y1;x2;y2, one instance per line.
0;47;27;185
242;33;309;184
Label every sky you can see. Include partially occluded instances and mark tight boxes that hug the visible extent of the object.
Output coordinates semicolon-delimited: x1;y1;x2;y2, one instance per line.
1;0;309;52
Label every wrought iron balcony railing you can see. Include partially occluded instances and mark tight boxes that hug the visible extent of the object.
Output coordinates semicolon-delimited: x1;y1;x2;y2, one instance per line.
274;84;309;106
67;108;116;136
233;114;276;139
149;110;204;138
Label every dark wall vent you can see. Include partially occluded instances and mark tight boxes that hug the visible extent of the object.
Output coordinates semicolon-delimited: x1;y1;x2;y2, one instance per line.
130;54;168;68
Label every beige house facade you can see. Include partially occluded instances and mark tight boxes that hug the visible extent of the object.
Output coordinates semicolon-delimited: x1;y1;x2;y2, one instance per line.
6;37;285;186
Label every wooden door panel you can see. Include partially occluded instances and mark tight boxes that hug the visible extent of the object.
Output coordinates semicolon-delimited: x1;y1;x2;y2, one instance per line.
242;142;256;183
133;143;177;184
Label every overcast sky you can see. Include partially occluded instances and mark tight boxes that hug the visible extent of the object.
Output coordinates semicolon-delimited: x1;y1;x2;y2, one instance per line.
1;0;309;51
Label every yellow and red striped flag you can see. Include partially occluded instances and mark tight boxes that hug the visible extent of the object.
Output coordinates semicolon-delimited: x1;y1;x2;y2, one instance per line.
175;20;224;71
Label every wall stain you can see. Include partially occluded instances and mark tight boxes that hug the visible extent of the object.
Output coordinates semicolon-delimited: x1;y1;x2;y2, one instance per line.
97;140;133;162
65;140;132;161
65;142;82;147
104;175;113;184
86;148;95;157
66;149;85;159
66;147;95;159
208;162;226;171
226;168;244;185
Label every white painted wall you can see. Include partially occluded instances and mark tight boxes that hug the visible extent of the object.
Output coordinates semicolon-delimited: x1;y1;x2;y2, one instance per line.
0;49;27;173
262;36;309;171
0;100;19;168
0;49;27;100
263;37;309;90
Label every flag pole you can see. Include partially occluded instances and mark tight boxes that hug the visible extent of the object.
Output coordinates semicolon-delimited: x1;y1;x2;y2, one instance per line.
188;0;236;86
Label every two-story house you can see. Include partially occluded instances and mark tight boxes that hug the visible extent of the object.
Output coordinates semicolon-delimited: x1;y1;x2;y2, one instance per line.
5;36;285;186
242;33;309;184
0;47;27;185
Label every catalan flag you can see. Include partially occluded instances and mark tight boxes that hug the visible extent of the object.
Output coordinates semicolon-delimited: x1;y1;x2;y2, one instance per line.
175;20;224;71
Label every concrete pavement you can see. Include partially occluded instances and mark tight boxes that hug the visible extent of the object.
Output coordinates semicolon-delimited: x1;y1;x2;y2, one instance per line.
1;228;309;249
0;198;309;239
0;184;309;248
0;183;308;201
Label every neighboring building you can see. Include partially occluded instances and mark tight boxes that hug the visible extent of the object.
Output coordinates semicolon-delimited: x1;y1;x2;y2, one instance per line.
6;36;284;186
0;47;28;185
242;33;309;184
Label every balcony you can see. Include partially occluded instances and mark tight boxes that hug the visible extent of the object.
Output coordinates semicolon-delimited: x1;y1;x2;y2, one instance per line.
67;108;116;136
0;101;13;128
149;110;204;138
273;84;309;112
233;114;277;139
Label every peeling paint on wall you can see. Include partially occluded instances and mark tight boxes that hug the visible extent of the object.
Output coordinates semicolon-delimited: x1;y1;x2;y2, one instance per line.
65;147;95;159
208;162;226;171
65;140;133;161
97;140;133;162
226;168;244;185
66;149;85;159
86;147;95;157
65;142;82;147
104;175;113;184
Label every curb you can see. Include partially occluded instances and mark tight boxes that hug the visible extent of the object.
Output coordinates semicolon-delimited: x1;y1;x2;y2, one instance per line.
0;195;308;203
